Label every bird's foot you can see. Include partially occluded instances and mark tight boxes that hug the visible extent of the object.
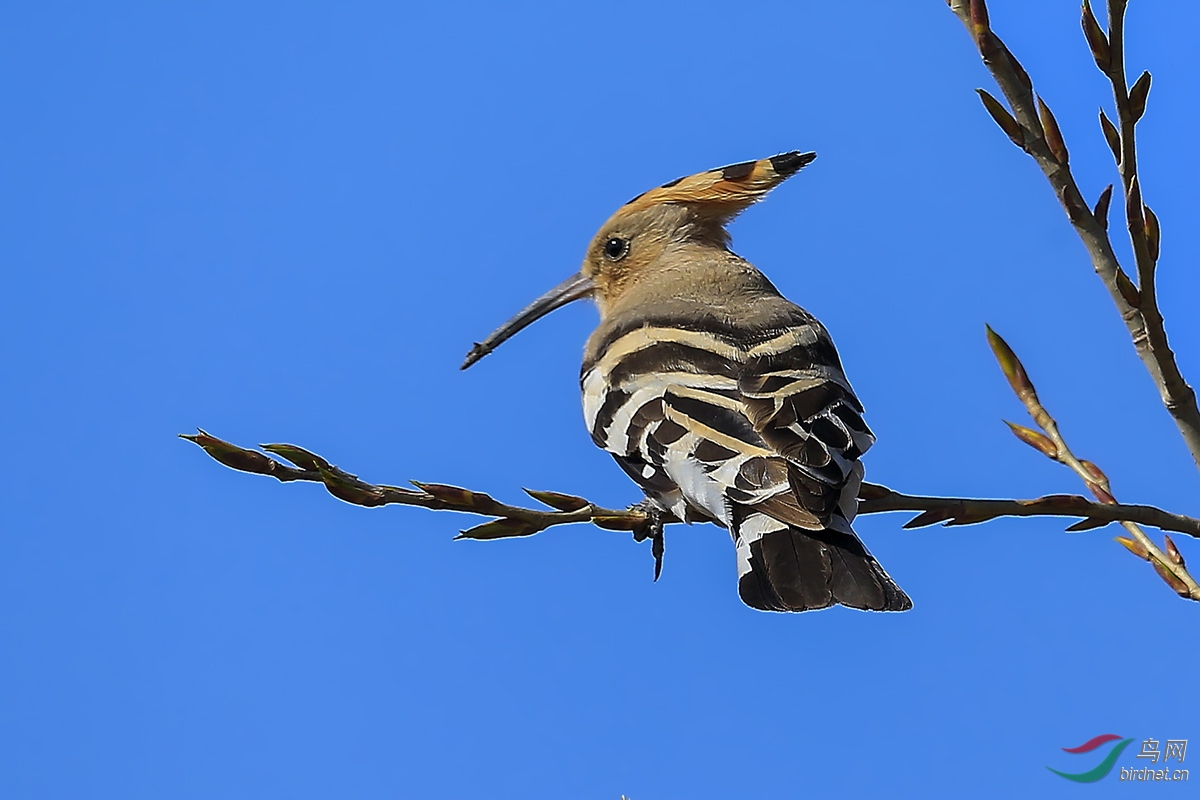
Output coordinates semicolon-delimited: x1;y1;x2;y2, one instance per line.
628;499;667;582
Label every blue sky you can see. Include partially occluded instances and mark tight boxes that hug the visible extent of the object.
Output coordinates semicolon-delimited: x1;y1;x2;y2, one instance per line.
2;1;1197;797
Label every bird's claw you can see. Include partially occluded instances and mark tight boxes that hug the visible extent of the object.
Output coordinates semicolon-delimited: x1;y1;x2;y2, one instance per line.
628;499;667;581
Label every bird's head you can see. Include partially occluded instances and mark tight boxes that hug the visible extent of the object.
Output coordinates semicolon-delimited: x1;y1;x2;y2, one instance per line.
461;151;815;369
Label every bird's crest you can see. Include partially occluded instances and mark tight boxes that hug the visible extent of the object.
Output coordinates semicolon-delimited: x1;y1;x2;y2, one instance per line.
615;151;816;223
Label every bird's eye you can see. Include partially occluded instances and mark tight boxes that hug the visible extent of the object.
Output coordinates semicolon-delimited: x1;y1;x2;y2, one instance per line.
604;237;629;261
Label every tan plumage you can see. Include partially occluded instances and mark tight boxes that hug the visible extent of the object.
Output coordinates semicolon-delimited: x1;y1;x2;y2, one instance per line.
464;152;911;613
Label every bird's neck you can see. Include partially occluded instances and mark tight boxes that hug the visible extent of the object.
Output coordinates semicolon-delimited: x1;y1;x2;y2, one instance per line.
583;248;810;369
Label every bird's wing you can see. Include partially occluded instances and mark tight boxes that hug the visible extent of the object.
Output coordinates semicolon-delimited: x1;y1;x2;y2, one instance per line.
580;316;905;613
581;321;823;529
737;323;875;525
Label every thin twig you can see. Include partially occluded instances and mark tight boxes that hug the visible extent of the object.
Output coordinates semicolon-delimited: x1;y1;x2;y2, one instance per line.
946;0;1200;471
179;430;672;578
1102;1;1196;462
858;483;1200;539
180;429;1200;539
986;328;1198;599
178;430;659;535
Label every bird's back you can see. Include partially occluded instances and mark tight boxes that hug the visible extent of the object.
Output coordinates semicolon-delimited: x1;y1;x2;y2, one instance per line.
580;254;911;612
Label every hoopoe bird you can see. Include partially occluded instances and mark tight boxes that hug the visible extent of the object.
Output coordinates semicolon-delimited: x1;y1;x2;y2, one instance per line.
462;152;911;612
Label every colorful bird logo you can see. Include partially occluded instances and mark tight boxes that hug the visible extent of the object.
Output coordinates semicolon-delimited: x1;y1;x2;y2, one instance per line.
1048;734;1135;782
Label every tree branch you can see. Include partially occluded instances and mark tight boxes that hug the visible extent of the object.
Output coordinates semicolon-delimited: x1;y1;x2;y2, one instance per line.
984;326;1198;599
179;431;672;579
857;483;1200;539
181;429;1198;597
178;431;661;536
946;0;1200;472
1101;1;1198;459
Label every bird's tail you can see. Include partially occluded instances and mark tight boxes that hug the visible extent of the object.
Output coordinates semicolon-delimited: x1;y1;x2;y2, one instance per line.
732;507;911;612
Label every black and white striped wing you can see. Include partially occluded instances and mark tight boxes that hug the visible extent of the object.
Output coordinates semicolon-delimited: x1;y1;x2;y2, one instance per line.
581;320;905;612
582;324;835;533
581;325;806;527
737;324;875;527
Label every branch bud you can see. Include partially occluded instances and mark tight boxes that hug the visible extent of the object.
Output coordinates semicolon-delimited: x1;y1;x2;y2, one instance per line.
524;488;591;512
412;483;505;517
1114;535;1149;559
902;510;953;529
1099;109;1121;163
985;325;1038;403
1144;205;1160;263
1150;559;1190;596
1037;95;1069;165
180;429;280;476
261;443;330;472
977;89;1025;148
1093;184;1113;231
317;463;388;507
1163;534;1185;567
412;481;485;508
1114;268;1141;308
1128;71;1151;123
998;39;1034;95
456;518;539;540
1065;518;1109;532
1078;459;1109;485
969;0;990;43
1125;175;1144;229
1004;420;1058;458
1080;0;1111;73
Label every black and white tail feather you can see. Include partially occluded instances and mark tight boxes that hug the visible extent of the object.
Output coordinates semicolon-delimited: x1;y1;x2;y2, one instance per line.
582;310;911;612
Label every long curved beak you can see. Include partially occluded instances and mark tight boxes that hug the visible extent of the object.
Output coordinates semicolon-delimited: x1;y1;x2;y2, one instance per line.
461;272;595;370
